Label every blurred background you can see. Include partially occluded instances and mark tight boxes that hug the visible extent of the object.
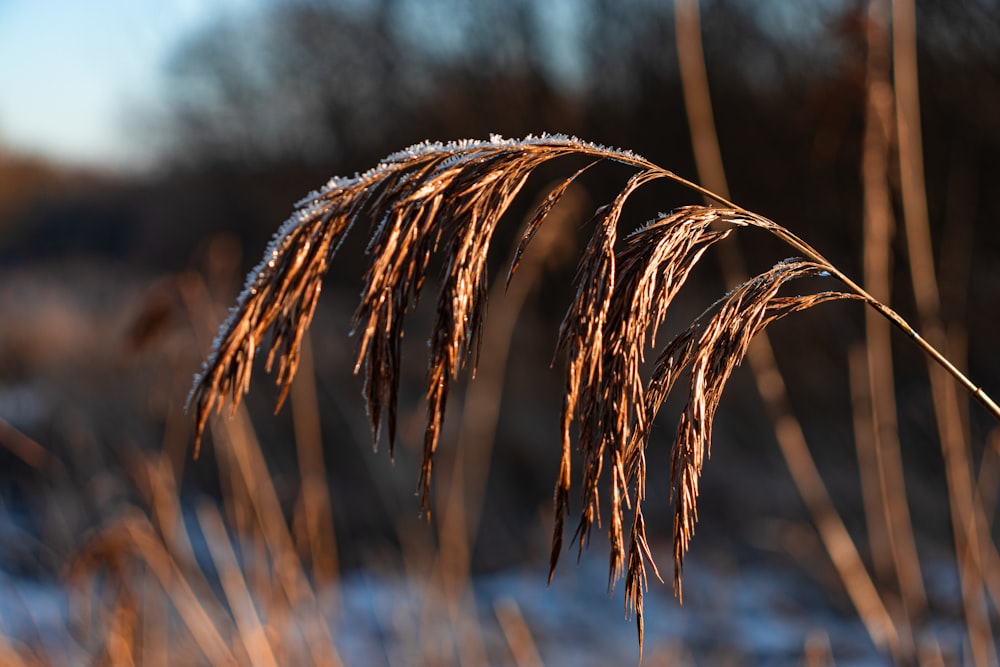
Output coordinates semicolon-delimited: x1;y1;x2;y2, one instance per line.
1;0;999;664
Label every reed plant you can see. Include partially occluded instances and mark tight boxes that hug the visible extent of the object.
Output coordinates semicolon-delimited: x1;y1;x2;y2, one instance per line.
188;133;1000;653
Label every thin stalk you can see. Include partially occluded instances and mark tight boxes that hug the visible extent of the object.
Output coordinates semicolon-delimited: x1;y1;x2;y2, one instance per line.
290;332;340;588
847;348;894;587
745;222;1000;424
675;0;729;199
197;501;280;667
860;0;926;633
494;598;544;667
892;0;996;664
141;565;167;667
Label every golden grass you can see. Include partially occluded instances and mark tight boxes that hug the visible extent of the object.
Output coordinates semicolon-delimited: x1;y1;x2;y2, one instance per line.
187;134;1000;653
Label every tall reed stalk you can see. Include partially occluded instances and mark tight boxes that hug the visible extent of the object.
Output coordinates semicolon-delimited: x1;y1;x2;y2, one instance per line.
892;0;997;662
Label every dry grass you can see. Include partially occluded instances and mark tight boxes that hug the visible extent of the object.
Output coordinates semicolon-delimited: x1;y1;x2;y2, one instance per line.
187;134;1000;653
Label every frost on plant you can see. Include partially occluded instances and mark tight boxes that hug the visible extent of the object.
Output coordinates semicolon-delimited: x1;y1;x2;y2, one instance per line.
188;134;996;651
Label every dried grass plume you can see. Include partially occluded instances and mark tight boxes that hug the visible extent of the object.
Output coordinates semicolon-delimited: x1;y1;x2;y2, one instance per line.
187;134;1000;651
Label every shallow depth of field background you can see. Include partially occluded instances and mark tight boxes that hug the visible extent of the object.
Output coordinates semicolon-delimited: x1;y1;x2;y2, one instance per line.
1;1;999;664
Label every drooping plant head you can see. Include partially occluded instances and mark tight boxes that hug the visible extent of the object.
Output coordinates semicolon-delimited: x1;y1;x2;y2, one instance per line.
187;134;998;651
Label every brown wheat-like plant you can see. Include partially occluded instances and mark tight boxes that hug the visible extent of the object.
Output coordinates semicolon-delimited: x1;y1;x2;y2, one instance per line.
187;134;1000;650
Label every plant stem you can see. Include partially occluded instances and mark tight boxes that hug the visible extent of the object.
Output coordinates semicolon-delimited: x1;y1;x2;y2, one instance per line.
766;224;1000;424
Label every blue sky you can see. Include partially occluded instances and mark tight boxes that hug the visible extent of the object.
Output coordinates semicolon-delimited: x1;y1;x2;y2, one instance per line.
0;0;257;171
